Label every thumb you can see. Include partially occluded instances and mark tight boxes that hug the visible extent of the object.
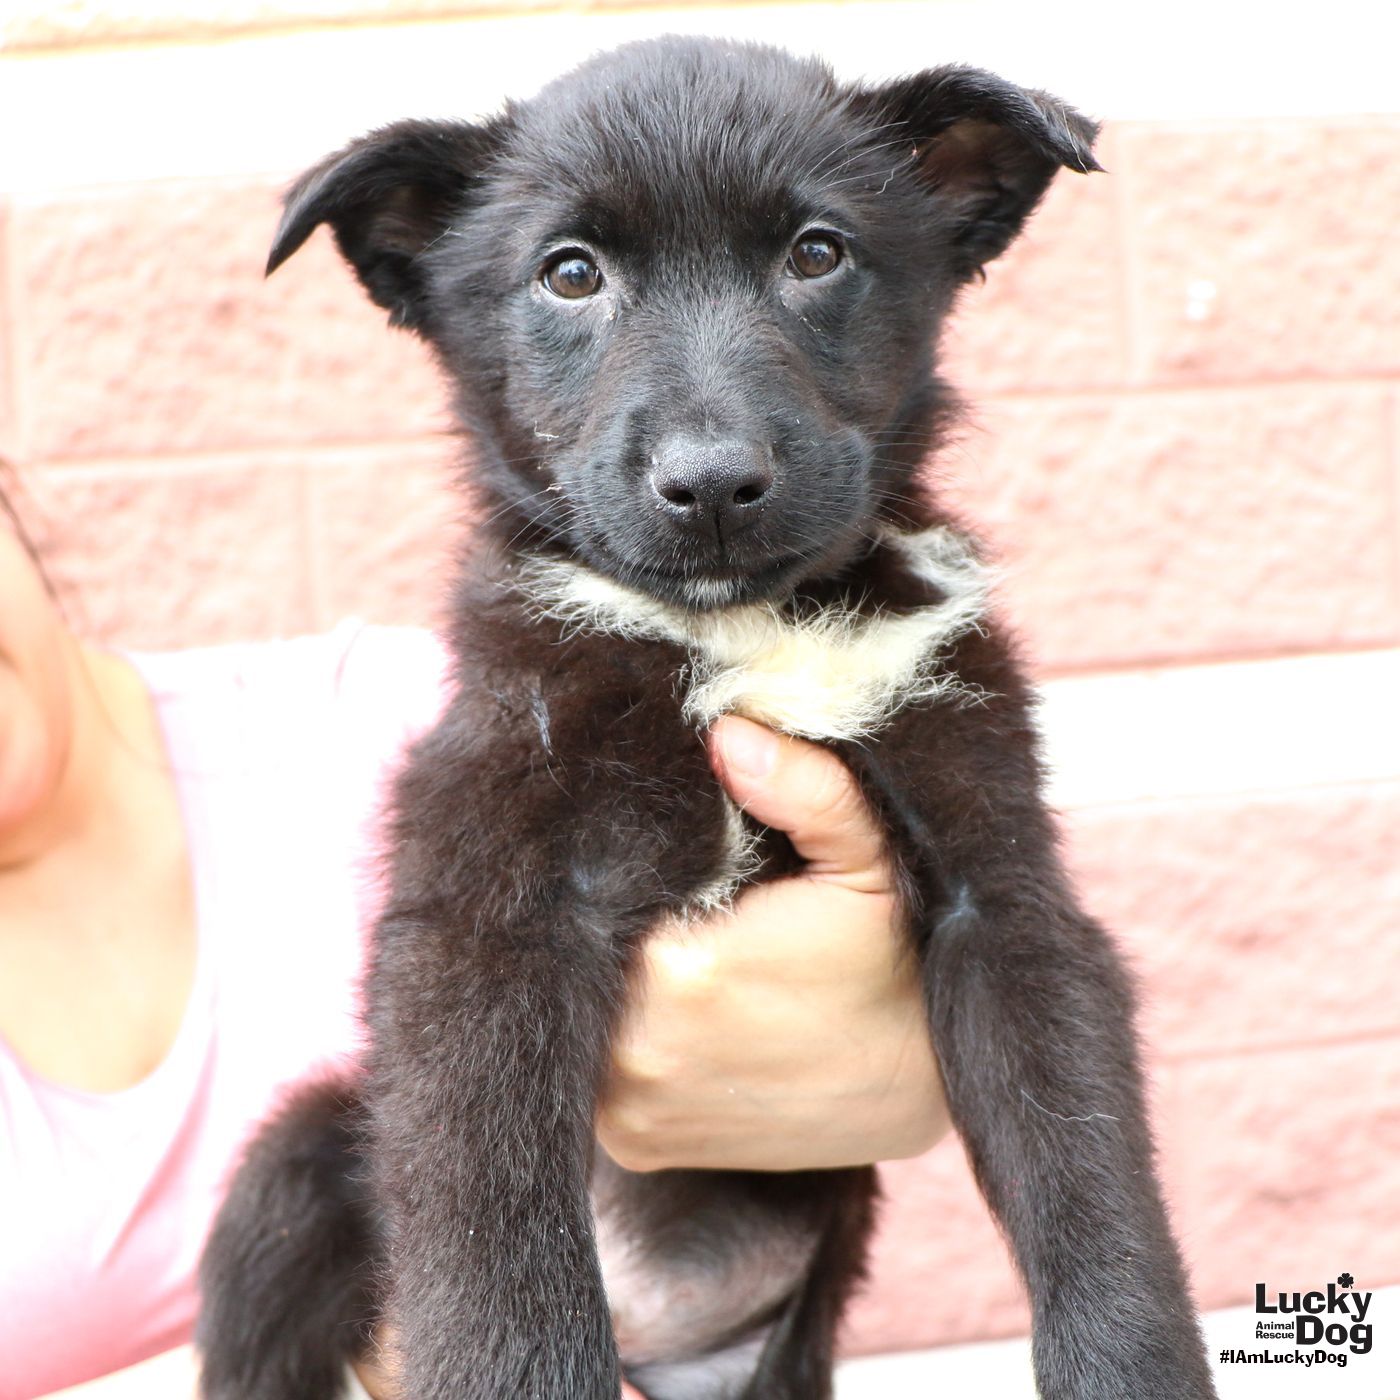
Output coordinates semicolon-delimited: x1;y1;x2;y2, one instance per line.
708;715;889;893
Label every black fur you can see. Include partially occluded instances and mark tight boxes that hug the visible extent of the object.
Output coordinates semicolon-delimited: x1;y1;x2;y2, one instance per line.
197;1082;380;1397
198;37;1216;1400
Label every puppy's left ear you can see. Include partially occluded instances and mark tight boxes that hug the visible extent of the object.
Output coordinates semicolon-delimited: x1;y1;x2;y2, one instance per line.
854;66;1101;276
267;117;506;330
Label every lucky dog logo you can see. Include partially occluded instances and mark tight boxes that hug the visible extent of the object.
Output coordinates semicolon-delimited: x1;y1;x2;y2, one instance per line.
1220;1272;1375;1371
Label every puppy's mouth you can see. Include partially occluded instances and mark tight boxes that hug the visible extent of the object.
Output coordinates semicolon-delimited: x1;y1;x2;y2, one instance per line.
604;551;809;610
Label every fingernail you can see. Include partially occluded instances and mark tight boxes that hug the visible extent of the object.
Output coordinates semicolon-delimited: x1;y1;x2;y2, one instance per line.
713;718;778;779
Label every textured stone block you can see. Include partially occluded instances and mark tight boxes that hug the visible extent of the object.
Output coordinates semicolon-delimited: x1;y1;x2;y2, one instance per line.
23;457;314;648
304;440;465;631
15;180;444;460
945;384;1397;672
1167;1039;1400;1311
1120;120;1400;384
1066;784;1400;1059
942;129;1126;394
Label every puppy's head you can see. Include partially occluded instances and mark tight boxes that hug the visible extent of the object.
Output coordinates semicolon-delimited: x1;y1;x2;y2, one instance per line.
270;38;1098;607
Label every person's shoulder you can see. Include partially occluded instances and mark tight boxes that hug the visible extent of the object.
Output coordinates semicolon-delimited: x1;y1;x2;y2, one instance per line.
325;619;452;747
126;622;451;768
133;621;445;711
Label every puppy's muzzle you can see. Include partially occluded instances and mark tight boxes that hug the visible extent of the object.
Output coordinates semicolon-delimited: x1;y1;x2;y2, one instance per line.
647;435;774;544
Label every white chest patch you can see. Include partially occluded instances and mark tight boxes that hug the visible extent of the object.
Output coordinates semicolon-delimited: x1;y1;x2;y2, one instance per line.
516;526;990;743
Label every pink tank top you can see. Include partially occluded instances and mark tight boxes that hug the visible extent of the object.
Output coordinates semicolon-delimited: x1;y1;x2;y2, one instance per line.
0;622;448;1399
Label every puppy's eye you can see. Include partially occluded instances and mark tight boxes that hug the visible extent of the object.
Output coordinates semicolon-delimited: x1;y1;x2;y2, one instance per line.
788;232;843;279
543;252;602;299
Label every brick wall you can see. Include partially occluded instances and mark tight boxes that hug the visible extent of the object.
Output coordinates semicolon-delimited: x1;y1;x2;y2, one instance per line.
3;0;1396;1361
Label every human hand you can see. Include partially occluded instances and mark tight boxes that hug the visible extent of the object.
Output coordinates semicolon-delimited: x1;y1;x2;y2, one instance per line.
598;716;950;1173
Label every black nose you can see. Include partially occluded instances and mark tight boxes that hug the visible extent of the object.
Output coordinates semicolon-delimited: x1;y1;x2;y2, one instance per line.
648;436;774;537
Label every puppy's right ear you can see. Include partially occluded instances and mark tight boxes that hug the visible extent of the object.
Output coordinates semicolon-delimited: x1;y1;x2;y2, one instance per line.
268;117;505;330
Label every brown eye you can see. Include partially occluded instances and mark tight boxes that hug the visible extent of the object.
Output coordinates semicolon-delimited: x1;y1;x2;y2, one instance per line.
788;232;842;279
543;252;602;299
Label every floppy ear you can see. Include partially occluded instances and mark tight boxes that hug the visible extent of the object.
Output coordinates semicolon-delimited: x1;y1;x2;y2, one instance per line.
855;66;1101;276
267;117;504;329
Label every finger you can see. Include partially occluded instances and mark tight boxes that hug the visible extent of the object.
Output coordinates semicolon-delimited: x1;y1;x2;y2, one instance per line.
708;715;888;889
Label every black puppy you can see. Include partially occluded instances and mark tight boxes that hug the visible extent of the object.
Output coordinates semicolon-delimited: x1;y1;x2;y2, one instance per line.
198;37;1218;1400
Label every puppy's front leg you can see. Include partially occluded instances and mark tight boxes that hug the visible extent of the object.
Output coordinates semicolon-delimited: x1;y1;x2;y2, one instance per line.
365;655;722;1400
849;647;1217;1399
370;903;622;1400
